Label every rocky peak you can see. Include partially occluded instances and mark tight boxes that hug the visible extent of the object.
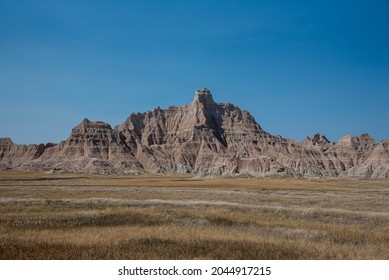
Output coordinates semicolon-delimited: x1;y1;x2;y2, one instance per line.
312;133;330;145
0;138;14;145
338;134;353;144
193;88;216;109
359;133;376;143
302;133;330;147
71;118;113;136
300;133;332;153
338;133;376;145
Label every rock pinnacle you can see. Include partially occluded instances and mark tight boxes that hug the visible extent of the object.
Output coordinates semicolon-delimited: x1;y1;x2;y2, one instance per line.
193;88;216;108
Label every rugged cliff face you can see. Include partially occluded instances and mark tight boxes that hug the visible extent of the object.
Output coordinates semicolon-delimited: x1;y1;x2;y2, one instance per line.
1;88;388;178
0;119;143;174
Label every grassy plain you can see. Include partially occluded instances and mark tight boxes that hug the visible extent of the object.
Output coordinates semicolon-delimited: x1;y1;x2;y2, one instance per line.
0;171;388;259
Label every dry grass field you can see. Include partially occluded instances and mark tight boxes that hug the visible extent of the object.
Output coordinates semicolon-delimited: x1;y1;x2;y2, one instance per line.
0;170;388;259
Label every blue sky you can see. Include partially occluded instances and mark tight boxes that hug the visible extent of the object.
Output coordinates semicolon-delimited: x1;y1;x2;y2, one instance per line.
1;0;388;144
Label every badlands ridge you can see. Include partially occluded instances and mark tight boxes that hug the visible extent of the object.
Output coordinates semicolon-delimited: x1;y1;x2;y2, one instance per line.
1;89;388;178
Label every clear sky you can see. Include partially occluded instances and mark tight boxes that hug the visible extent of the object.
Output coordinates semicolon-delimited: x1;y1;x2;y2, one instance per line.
1;0;388;144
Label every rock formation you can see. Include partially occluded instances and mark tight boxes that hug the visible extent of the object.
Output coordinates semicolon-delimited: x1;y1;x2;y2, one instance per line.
1;88;388;178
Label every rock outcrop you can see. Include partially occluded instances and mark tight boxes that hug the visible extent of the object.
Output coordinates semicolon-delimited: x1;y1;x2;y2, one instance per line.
1;88;388;178
0;138;55;170
1;119;143;174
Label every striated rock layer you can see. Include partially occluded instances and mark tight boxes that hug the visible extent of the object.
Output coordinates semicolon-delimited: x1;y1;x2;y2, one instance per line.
1;88;388;178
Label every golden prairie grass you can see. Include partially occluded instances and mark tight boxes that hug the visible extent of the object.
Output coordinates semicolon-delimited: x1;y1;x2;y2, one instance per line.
0;171;388;259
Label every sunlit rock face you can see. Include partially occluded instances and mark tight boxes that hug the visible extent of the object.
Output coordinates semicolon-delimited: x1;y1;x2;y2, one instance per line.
1;88;388;178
